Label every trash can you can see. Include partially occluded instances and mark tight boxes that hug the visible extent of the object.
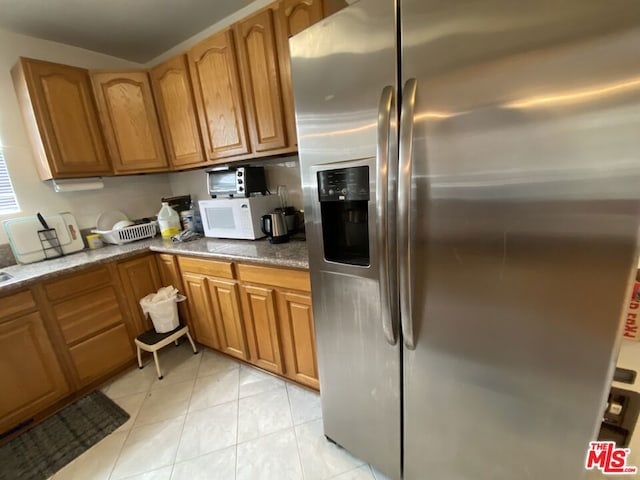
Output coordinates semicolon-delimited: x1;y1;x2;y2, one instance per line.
139;286;186;333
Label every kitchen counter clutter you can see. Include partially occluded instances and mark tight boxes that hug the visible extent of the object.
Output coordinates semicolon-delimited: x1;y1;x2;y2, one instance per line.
0;237;308;293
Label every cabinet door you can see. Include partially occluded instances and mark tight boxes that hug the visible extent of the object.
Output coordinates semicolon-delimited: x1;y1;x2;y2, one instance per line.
118;255;162;336
68;323;134;386
278;290;319;389
282;0;323;36
12;58;111;179
188;29;250;160
0;311;70;433
208;279;247;360
156;253;191;327
91;71;168;173
240;284;284;374
150;56;206;169
181;271;220;349
273;1;322;150
235;9;288;152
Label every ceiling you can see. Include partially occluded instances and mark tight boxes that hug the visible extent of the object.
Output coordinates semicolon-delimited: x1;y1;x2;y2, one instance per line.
0;0;255;63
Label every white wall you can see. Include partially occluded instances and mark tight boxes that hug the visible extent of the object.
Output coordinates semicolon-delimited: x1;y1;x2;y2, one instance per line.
0;28;174;244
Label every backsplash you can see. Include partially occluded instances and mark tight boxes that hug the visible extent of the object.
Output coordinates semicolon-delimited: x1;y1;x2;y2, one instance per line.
0;243;16;268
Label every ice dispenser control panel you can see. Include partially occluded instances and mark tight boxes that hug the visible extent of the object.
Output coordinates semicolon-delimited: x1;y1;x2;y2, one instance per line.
317;166;370;266
318;166;370;202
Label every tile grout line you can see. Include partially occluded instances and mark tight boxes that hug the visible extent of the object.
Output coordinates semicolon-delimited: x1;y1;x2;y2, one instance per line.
168;344;203;479
108;343;199;479
106;377;155;480
286;383;306;480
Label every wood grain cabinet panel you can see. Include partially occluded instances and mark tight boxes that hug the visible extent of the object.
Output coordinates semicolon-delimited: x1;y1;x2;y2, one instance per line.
235;9;288;152
53;286;122;344
156;253;190;327
150;56;206;169
240;284;284;374
209;279;247;360
91;71;168;173
188;29;250;160
118;255;162;337
274;0;324;149
181;271;220;349
0;290;36;320
278;289;319;389
68;323;134;385
44;266;110;301
0;311;69;433
11;58;111;179
282;0;324;36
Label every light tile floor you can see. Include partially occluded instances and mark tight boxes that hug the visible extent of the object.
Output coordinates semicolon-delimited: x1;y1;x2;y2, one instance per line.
49;342;391;480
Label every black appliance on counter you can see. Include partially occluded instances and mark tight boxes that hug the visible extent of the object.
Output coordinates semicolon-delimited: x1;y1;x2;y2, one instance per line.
206;166;267;198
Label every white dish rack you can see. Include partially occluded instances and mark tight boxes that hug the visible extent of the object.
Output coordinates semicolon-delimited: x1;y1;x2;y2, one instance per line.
92;221;158;245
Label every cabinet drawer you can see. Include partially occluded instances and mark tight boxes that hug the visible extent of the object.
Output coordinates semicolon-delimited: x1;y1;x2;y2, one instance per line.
69;323;134;384
236;264;310;292
53;286;123;344
178;256;234;279
44;266;111;301
0;290;37;320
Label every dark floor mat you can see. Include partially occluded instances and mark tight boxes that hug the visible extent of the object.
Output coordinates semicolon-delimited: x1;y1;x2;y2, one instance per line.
0;390;129;480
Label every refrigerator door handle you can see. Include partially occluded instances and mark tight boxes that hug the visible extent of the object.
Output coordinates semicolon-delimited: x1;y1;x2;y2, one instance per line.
376;85;397;346
398;78;418;350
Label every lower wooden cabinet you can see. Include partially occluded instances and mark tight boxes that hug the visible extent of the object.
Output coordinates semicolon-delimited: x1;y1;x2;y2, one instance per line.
240;284;284;374
118;254;162;336
181;271;220;349
277;290;318;389
0;310;69;433
44;265;136;388
156;253;191;327
209;279;247;360
68;323;133;385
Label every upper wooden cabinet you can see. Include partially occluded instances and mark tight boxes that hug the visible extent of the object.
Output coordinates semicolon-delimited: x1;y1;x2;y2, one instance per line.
91;71;168;174
235;8;288;153
150;56;206;170
274;0;324;149
187;29;250;161
281;0;324;37
11;58;111;180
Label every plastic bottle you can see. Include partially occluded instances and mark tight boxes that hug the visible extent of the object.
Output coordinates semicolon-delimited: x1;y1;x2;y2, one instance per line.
157;202;181;238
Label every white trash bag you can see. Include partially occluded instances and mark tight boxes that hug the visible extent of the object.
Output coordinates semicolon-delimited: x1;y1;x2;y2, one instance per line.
139;286;186;333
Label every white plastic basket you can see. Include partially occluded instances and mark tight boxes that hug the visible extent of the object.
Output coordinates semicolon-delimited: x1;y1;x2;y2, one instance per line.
92;221;157;245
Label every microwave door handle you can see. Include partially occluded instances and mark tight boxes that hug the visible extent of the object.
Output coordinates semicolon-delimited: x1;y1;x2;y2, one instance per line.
398;78;417;350
377;85;397;346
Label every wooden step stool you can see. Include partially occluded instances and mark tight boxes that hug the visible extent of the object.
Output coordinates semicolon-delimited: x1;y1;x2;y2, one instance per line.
135;325;198;379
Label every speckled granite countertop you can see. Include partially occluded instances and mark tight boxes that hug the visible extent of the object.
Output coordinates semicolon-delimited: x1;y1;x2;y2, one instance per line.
0;236;308;294
149;237;309;269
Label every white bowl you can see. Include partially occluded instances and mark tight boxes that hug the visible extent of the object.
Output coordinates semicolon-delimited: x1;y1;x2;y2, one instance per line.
113;220;135;230
96;210;129;230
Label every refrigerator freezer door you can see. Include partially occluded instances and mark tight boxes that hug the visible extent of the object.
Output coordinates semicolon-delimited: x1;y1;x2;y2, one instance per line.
401;1;640;479
290;0;401;477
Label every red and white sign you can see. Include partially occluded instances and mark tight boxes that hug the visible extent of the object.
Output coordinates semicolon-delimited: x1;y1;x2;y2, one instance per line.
585;441;637;475
623;281;640;341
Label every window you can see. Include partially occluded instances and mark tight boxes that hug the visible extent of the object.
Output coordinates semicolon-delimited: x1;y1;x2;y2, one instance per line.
0;145;19;214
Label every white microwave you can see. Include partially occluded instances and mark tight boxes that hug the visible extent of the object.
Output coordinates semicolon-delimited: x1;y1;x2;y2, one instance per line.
199;196;280;240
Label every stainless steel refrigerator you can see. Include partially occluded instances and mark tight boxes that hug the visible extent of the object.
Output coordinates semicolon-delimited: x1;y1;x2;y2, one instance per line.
289;1;640;479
